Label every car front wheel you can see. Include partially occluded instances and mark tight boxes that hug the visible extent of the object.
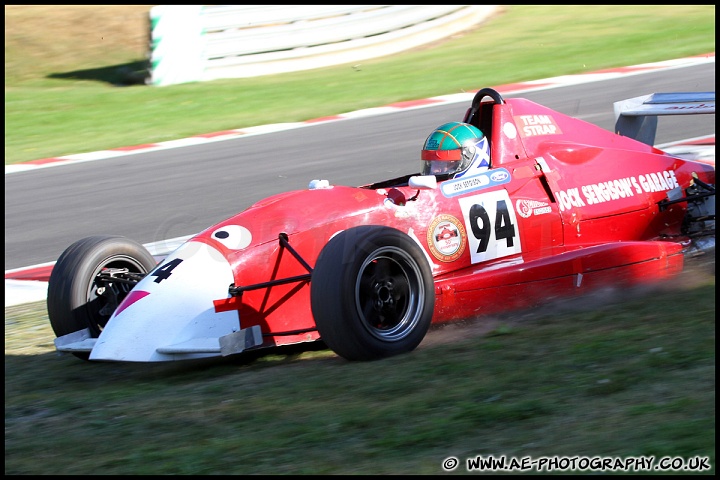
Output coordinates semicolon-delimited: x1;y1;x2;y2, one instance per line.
46;235;157;359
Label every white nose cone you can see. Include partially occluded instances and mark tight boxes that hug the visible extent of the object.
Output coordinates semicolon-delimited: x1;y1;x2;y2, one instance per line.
90;241;241;362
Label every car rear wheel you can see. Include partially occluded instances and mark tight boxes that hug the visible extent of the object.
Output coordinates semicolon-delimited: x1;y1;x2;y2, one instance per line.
47;235;157;359
311;226;435;361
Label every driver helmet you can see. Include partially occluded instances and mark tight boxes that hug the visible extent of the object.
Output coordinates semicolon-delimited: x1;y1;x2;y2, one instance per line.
421;122;490;178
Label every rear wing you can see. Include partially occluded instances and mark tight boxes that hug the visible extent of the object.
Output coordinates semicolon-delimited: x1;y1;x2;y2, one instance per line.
614;92;715;146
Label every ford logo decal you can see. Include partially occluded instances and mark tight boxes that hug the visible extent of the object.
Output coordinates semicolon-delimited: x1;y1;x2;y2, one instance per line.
490;170;509;182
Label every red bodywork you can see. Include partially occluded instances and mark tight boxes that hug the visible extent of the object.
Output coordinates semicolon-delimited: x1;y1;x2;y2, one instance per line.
207;95;714;348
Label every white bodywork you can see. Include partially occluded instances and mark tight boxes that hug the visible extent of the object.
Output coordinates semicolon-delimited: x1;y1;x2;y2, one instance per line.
55;241;262;362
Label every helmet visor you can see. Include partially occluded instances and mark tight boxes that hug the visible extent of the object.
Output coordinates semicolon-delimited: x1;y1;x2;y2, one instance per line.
421;160;462;176
421;148;463;175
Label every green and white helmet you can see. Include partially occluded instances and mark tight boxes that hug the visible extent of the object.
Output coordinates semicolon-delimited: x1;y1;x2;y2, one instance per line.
421;122;489;178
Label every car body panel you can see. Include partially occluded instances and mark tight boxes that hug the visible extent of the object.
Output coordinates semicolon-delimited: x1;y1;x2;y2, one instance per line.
52;89;715;362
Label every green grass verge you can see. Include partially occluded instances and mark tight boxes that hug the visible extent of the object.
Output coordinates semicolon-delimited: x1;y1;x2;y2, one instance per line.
5;5;715;475
4;5;715;164
5;254;715;474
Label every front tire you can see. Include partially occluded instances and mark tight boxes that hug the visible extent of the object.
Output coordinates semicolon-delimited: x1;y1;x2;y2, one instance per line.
311;226;435;361
47;235;157;359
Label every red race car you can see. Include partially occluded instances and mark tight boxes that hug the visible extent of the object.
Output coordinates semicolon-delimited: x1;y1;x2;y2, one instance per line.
48;88;715;363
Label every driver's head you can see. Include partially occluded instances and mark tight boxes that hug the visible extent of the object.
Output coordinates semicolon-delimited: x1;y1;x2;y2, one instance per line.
421;122;489;178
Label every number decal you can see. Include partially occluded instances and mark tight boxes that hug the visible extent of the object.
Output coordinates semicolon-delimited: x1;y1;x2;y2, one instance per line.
150;258;183;283
468;204;491;253
459;190;521;264
494;200;516;248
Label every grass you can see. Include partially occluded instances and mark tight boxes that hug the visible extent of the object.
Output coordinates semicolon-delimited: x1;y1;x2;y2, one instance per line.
4;5;715;164
5;253;715;474
4;5;715;475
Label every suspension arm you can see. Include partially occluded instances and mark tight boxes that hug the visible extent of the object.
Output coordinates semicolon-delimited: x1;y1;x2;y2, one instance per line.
228;233;314;297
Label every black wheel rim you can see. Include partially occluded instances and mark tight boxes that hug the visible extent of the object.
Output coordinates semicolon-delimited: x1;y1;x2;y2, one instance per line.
354;246;426;341
84;254;150;336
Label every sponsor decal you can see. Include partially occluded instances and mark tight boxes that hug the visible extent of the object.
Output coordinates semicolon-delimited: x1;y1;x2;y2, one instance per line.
427;214;466;262
490;170;509;182
516;199;551;218
441;168;512;197
515;114;562;137
554;170;680;212
665;102;714;112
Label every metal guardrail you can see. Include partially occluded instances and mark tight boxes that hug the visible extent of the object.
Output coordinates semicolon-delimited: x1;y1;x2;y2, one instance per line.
148;5;498;87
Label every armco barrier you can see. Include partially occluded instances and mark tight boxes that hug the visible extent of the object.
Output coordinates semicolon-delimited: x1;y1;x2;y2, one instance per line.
149;5;498;87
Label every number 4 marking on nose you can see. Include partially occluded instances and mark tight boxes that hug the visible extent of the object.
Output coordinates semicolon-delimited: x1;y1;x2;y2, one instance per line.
151;258;184;283
459;190;522;264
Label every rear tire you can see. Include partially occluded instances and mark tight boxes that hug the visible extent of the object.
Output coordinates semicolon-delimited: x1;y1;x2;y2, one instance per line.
311;226;435;361
47;235;157;359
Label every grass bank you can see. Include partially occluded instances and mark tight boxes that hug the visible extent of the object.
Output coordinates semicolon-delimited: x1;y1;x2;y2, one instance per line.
5;5;715;475
4;253;715;474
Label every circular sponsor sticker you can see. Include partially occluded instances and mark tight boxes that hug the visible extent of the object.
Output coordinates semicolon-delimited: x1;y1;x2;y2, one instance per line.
427;214;466;262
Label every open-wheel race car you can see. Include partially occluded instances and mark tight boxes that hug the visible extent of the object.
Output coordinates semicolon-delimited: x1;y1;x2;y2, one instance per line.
48;87;715;363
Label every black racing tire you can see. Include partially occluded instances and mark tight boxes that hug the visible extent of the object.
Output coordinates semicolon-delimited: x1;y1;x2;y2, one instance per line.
47;235;157;359
310;225;435;361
